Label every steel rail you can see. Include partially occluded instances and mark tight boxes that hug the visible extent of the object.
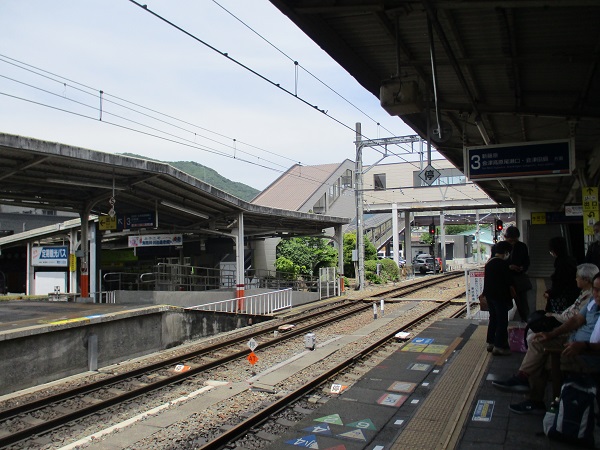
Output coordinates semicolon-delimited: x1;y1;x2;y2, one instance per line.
0;274;463;448
0;303;374;448
198;297;465;450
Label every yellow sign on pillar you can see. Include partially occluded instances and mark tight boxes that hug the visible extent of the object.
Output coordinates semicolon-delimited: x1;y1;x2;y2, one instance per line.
531;212;547;225
583;187;599;236
69;253;77;272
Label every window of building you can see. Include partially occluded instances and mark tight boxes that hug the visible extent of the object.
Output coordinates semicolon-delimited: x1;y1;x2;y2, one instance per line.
341;169;353;188
313;193;327;214
374;173;386;190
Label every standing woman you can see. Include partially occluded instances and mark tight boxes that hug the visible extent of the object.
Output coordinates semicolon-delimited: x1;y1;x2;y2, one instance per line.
545;236;579;313
504;226;531;322
482;240;515;355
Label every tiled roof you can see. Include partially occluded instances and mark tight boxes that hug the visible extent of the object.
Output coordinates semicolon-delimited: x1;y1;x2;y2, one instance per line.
251;162;347;211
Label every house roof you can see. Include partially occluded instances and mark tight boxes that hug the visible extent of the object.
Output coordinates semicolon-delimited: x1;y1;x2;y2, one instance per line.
252;160;352;211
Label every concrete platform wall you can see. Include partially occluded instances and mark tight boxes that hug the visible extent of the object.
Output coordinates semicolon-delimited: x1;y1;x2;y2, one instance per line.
0;307;270;396
115;289;320;308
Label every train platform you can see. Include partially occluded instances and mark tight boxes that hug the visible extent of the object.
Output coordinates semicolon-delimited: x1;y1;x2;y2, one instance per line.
264;318;595;450
0;300;154;334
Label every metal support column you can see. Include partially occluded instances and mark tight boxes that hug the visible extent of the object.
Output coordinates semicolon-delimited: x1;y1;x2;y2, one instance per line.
79;206;91;298
355;123;365;290
335;224;344;293
405;212;412;264
392;203;399;266
235;211;245;303
439;210;446;271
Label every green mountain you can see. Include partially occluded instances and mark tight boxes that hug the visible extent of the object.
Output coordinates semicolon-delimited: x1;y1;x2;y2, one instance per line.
120;153;260;201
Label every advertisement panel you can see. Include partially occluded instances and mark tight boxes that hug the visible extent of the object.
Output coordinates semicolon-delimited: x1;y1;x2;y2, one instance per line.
32;246;69;267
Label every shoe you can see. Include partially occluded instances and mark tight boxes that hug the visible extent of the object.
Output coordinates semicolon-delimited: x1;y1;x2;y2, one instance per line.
492;347;511;356
492;375;529;392
486;343;494;352
509;400;546;415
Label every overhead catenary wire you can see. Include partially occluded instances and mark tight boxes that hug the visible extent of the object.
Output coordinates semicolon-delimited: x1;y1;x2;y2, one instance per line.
0;53;371;185
0;0;488;208
125;0;427;167
210;0;395;137
0;51;428;200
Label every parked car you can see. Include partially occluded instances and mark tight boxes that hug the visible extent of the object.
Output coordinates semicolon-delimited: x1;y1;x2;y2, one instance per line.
413;254;435;274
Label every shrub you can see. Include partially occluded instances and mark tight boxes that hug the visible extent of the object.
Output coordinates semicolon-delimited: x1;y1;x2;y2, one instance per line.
364;259;399;283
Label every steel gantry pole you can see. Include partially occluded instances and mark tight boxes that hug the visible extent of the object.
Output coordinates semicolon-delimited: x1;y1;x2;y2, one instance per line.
355;123;365;290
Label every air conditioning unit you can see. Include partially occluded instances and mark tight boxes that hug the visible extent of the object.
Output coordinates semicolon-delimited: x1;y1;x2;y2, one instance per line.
380;79;423;116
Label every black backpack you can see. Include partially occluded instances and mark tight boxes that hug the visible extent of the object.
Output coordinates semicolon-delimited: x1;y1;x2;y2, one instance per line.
546;376;596;448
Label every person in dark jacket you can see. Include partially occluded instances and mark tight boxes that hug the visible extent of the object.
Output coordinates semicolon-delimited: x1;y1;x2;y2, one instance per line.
504;226;531;322
585;221;600;270
481;240;515;355
545;236;579;313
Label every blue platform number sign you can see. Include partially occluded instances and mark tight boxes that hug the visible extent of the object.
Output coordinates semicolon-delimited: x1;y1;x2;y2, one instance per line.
465;139;573;181
32;245;69;267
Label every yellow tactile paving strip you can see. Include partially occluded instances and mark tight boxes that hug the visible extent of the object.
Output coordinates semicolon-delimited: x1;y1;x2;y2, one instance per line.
390;325;491;450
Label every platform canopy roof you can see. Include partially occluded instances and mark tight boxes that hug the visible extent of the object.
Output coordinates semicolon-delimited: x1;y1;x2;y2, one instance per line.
269;0;600;208
0;133;349;245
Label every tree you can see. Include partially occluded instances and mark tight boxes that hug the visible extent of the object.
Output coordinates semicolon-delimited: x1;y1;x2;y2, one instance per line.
276;237;338;277
343;232;378;277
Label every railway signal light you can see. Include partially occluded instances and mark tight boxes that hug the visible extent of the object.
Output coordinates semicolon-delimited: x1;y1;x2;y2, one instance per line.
429;223;436;235
495;220;503;232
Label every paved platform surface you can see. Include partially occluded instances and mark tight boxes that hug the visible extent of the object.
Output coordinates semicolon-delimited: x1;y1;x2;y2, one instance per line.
267;319;600;450
0;300;155;333
268;318;483;450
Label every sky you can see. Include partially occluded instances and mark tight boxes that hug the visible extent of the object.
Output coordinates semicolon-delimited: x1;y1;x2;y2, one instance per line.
0;0;432;191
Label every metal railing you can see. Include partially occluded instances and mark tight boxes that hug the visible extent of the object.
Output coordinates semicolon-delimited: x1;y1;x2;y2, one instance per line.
186;288;293;315
101;263;320;293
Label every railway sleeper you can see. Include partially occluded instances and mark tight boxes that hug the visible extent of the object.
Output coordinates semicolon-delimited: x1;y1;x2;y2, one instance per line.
19;414;45;426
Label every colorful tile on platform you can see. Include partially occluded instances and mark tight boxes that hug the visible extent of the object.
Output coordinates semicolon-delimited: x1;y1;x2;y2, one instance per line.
408;363;431;371
377;393;408;407
387;381;417;393
284;434;319;448
422;344;448;354
411;337;434;345
401;343;428;352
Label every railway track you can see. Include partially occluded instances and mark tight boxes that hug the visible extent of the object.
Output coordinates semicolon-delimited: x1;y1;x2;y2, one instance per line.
198;294;467;450
0;272;465;449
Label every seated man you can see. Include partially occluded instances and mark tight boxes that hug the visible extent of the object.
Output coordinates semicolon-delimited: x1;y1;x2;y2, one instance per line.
493;270;600;414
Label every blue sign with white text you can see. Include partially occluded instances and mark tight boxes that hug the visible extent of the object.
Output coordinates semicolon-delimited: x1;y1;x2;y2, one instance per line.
465;139;572;181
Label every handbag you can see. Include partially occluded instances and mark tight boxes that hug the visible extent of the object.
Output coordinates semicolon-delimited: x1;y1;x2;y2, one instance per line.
509;327;527;353
479;295;489;311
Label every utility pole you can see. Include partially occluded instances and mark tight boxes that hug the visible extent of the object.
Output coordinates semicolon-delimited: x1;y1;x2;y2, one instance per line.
354;124;422;290
355;123;365;290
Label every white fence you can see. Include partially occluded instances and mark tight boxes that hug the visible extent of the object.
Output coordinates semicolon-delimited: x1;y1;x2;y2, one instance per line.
186;288;293;315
